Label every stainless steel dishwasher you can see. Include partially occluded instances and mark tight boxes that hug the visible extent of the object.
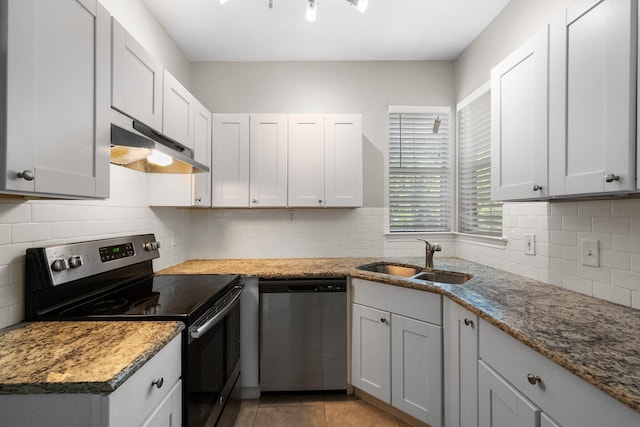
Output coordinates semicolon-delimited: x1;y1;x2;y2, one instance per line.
259;277;347;392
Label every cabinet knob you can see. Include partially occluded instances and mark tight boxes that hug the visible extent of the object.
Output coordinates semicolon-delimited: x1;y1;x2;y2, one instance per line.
195;197;202;203
16;170;35;181
318;199;322;204
532;184;542;192
464;318;474;327
252;199;258;204
604;173;620;183
380;318;387;324
151;377;164;389
526;374;541;385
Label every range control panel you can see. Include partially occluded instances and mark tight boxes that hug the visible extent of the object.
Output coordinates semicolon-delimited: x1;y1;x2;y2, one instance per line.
38;234;161;286
99;242;135;262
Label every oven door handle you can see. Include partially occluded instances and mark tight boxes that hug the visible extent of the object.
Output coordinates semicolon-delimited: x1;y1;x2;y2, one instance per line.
190;286;242;339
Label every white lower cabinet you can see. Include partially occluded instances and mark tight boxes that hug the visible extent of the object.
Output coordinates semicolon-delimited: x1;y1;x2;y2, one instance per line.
478;360;540;427
479;319;640;427
351;279;442;427
0;335;182;427
443;299;478;427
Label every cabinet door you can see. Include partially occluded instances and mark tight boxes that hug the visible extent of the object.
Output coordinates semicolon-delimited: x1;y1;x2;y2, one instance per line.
391;314;442;427
491;26;549;201
2;0;110;198
212;114;250;207
540;413;561;427
549;0;636;196
444;300;478;427
325;114;363;207
288;114;325;207
351;303;391;402
192;100;212;207
478;361;540;427
162;69;195;149
111;17;163;132
140;380;182;427
250;114;288;207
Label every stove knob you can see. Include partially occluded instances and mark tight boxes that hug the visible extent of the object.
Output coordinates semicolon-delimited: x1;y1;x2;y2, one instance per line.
143;241;160;251
68;255;83;268
51;259;67;272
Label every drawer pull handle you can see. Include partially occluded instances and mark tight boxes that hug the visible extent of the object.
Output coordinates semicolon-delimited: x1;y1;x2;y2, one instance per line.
151;377;164;389
527;374;541;385
464;318;474;327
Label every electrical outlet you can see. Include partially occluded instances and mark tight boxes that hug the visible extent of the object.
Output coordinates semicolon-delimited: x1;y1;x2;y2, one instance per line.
581;239;599;267
524;234;536;255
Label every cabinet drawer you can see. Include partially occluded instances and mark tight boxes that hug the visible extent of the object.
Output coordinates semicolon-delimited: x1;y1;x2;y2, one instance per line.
479;320;639;427
352;279;441;325
106;334;182;427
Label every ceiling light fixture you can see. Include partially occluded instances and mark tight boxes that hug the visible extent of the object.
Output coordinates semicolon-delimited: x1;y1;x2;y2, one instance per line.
306;0;317;22
218;0;232;4
346;0;368;13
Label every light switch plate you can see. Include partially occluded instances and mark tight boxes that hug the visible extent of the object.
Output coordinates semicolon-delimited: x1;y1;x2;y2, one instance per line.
581;239;599;267
524;234;536;255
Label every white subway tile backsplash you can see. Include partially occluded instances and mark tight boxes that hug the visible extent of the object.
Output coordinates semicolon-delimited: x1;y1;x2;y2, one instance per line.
612;235;640;254
550;202;578;217
612;199;640;217
551;230;578;246
578;200;612;217
11;223;50;244
0;203;31;224
578;264;611;284
612;269;640;292
562;275;593;296
593;282;631;306
561;216;592;232
593;217;630;234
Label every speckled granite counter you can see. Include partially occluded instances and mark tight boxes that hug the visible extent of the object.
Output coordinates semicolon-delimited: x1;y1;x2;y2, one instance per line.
160;257;640;413
0;321;183;394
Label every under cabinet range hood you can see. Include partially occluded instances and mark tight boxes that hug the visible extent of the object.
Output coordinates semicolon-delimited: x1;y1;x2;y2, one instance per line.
110;110;209;174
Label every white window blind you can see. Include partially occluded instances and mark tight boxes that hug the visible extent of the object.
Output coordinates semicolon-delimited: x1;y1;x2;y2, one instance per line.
457;89;502;236
388;107;451;232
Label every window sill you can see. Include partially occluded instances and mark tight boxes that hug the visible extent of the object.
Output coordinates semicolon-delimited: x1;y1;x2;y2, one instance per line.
454;232;507;249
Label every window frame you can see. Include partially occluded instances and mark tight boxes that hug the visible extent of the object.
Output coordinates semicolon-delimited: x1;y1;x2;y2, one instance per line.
455;81;504;240
387;105;454;234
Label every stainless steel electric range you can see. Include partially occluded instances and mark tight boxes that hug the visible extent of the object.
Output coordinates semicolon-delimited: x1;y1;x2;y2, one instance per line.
24;234;242;427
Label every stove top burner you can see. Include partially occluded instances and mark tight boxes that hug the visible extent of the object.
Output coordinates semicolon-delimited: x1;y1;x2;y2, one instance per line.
130;293;161;315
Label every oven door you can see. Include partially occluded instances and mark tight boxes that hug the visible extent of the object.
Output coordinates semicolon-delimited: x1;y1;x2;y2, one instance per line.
187;285;242;427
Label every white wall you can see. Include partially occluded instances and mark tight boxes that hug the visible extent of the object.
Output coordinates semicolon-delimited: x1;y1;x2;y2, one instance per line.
454;0;572;101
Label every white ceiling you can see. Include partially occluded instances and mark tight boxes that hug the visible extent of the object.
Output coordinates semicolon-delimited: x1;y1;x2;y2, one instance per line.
141;0;511;62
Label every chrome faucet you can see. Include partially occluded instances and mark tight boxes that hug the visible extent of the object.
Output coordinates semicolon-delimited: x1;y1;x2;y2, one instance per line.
418;239;441;269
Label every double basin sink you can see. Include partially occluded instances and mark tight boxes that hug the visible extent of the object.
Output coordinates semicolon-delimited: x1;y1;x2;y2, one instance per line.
357;262;471;285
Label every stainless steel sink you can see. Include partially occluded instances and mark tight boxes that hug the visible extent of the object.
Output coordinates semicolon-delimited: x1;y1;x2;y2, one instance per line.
357;262;472;284
412;271;471;284
357;263;422;277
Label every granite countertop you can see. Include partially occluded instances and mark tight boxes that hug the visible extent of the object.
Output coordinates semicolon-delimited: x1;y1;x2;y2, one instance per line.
160;256;640;414
0;321;183;394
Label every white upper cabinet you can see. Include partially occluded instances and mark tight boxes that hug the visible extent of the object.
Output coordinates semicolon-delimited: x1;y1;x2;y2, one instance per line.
324;114;363;207
0;0;110;199
162;69;195;150
549;0;637;196
249;114;288;207
288;114;363;207
192;99;212;207
491;26;549;201
288;114;326;207
212;114;250;207
111;17;163;132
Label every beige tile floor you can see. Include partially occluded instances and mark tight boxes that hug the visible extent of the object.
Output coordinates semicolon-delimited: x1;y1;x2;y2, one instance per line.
233;393;414;427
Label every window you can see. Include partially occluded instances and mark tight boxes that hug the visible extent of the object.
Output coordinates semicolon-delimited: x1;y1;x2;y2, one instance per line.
457;85;502;236
388;106;451;232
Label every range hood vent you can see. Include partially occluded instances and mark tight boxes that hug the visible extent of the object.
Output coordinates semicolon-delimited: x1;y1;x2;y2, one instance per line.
110;110;209;174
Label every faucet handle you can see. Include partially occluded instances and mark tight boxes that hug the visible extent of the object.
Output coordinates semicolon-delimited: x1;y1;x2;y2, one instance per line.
433;243;442;251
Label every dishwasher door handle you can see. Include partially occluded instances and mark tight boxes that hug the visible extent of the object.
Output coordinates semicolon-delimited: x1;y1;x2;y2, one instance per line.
287;285;319;292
